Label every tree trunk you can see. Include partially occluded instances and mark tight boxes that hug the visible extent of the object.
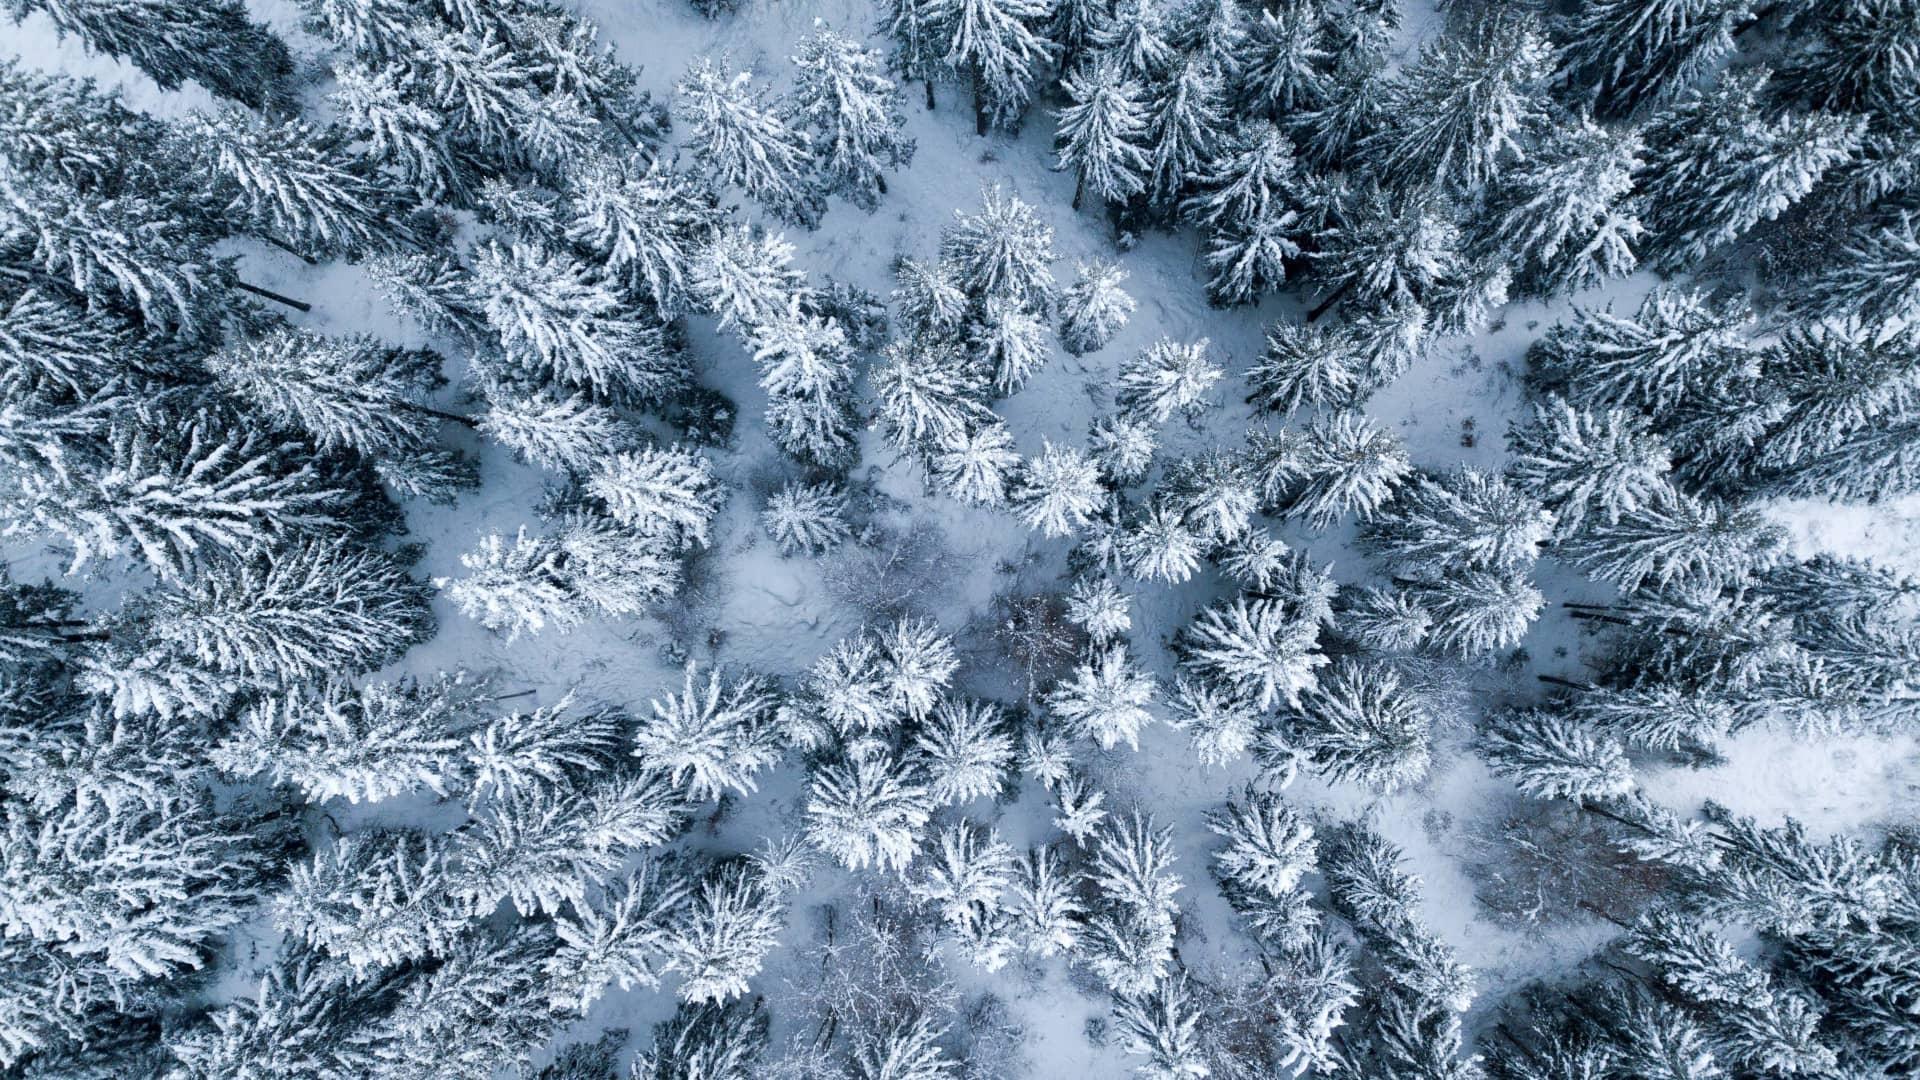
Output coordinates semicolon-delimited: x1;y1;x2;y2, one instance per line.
234;279;312;312
1304;278;1353;323
974;78;989;136
1071;173;1085;212
1537;674;1595;691
876;174;888;196
262;235;318;265
402;401;479;428
924;77;936;111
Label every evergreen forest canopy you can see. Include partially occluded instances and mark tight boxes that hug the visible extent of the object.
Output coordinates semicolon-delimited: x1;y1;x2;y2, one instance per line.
1;0;1919;1077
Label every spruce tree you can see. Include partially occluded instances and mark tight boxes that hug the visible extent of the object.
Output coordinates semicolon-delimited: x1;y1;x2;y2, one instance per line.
478;388;635;475
1560;487;1783;593
664;860;785;1004
1180;595;1325;711
939;186;1056;306
1116;338;1222;424
470;240;680;402
1010;440;1105;537
633;663;780;802
762;480;852;555
4;0;292;110
1058;258;1135;355
1285;411;1412;526
1142;52;1225;212
1410;569;1543;656
1365;469;1553;577
565;154;724;315
1246;322;1365;415
1505;398;1672;537
1636;71;1864;271
181;110;408;259
1289;658;1430;794
1559;0;1755;119
690;223;805;334
674;59;824;227
584;445;724;549
1481;115;1643;294
1795;209;1920;326
1307;186;1461;321
793;28;915;210
805;751;933;871
1046;643;1157;749
937;0;1053;132
1055;60;1149;210
1364;13;1553;190
1482;709;1635;800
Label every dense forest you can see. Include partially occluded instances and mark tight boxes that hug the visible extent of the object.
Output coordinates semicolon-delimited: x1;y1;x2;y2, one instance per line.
2;0;1920;1077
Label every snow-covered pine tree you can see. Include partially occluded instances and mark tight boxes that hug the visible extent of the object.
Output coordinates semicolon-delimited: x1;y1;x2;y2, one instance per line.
971;295;1051;395
1207;786;1317;899
690;223;806;335
1339;585;1433;653
439;514;682;640
544;858;693;1014
1053;771;1109;843
1066;574;1133;643
126;542;432;689
1082;904;1176;995
1120;500;1206;585
1559;0;1754;120
1793;209;1920;326
1238;3;1329;113
1636;70;1864;271
1482;708;1636;801
1165;675;1260;767
1365;469;1553;577
762;480;852;555
1116;338;1221;424
850;1013;957;1080
1058;258;1135;355
1529;287;1755;421
211;672;488;804
1748;320;1920;502
940;185;1056;306
6;411;351;580
1090;809;1184;921
674;58;824;227
583;445;724;549
877;0;948;111
180;109;407;259
1409;569;1544;657
931;418;1022;505
1010;440;1105;537
565;154;724;315
936;0;1053;132
663;859;785;1004
1480;114;1642;295
805;750;934;871
1183;118;1298;235
633;663;780;802
1363;12;1552;191
910;819;1015;933
634;998;769;1080
1140;54;1225;215
1087;412;1157;487
892;255;970;340
1159;450;1256;546
1246;322;1367;416
206;327;472;500
1111;974;1211;1080
3;181;220;332
1559;486;1783;593
478;388;635;475
1306;186;1462;321
876;616;959;720
1283;410;1412;526
1293;50;1392;171
1287;657;1430;794
470;240;681;402
751;295;855;402
5;0;292;110
915;698;1016;804
272;828;466;973
793;28;915;210
1008;843;1085;957
1047;643;1157;750
1179;595;1326;712
1055;59;1148;211
1505;397;1672;538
